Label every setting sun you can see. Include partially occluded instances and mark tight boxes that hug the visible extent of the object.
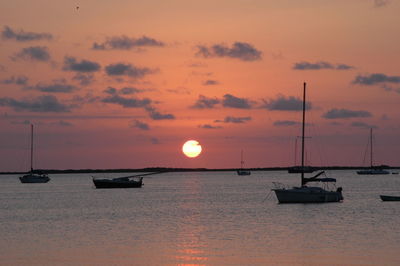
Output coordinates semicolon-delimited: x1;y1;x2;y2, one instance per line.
182;140;202;158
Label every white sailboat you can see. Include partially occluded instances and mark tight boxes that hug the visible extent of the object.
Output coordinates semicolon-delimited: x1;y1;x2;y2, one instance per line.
19;124;50;183
237;150;251;175
272;82;343;203
356;128;389;175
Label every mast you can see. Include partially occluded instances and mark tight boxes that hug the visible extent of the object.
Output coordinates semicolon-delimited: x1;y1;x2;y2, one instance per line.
370;128;373;168
301;82;306;186
240;150;244;169
30;124;33;172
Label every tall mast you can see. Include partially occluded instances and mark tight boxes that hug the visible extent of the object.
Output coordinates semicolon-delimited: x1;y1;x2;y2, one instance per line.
301;82;306;186
30;124;33;172
370;128;373;168
240;150;244;169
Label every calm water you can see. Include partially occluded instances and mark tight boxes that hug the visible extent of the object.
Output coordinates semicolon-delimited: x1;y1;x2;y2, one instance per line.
1;170;400;266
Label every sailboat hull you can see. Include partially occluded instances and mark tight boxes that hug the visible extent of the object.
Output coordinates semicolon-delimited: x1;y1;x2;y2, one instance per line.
273;187;343;203
357;169;390;175
19;174;50;183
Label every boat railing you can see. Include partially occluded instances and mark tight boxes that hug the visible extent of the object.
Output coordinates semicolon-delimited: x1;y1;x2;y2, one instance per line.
272;182;290;190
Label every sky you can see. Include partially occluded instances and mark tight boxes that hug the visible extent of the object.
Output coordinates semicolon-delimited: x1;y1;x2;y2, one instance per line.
0;0;399;171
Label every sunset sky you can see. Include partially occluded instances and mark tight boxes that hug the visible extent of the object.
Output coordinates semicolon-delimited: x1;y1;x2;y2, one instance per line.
1;0;399;171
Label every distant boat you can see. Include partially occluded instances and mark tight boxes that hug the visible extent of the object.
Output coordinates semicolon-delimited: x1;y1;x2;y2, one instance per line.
272;83;343;203
237;150;251;176
19;124;50;184
380;195;400;201
288;136;314;173
93;176;143;189
92;171;163;189
357;128;389;175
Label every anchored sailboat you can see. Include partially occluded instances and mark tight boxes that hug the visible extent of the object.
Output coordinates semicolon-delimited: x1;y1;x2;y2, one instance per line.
272;83;343;203
237;150;251;176
19;124;50;183
356;128;389;175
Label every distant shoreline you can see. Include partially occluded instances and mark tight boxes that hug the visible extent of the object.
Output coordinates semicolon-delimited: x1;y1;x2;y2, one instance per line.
1;166;398;175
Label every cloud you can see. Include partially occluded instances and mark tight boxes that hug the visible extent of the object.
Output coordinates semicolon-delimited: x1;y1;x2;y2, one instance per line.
105;63;154;79
222;94;253;109
24;79;79;93
262;95;311;111
50;120;73;127
104;86;143;95
293;61;354;70
10;119;31;125
322;108;372;119
167;87;191;95
202;79;219;86
353;73;400;85
1;75;28;85
198;124;222;129
12;46;51;62
215;116;252;124
145;106;175;120
63;56;101;72
131;120;150;130
150;137;160;144
102;94;151;108
0;95;72;112
1;25;53;42
273;120;300;126
351;121;377;129
196;42;262;61
72;73;95;86
374;0;389;7
92;35;165;50
191;95;220;109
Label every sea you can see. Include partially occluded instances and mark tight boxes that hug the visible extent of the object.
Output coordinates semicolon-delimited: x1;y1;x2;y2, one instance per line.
1;170;400;266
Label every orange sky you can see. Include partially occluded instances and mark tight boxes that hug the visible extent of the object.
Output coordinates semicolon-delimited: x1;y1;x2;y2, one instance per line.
1;0;400;171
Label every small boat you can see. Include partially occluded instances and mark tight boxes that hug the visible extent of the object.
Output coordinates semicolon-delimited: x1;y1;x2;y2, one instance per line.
272;83;343;203
380;195;400;201
19;124;50;183
356;128;389;175
93;176;143;189
237;150;251;176
92;171;164;189
288;166;314;174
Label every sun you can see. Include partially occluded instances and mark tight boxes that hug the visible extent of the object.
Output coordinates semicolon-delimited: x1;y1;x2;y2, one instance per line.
182;140;202;158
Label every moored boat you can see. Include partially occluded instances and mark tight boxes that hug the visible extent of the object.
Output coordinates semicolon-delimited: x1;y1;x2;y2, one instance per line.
380;195;400;201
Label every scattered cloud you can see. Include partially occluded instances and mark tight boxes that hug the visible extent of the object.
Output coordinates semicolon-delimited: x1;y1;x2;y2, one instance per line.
293;61;354;70
145;106;175;120
1;75;28;85
222;94;253;109
1;25;53;42
273;120;300;126
72;73;95;86
12;46;51;62
131;120;150;130
374;0;389;7
322;108;372;119
353;73;400;85
105;63;155;79
102;94;151;108
24;79;79;93
92;35;165;50
150;137;160;144
191;95;220;109
50;120;73;127
104;86;144;95
10;119;31;125
63;56;101;72
351;121;377;129
215;116;252;124
262;95;311;111
202;79;219;86
196;42;262;61
0;95;72;112
167;87;191;95
198;124;222;129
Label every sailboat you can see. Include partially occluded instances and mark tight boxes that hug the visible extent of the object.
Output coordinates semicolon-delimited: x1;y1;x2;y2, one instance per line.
19;124;50;183
356;128;389;175
237;150;251;175
272;82;343;203
288;136;314;173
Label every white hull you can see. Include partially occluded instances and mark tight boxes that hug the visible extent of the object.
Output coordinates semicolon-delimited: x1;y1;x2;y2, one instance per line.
273;186;343;203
